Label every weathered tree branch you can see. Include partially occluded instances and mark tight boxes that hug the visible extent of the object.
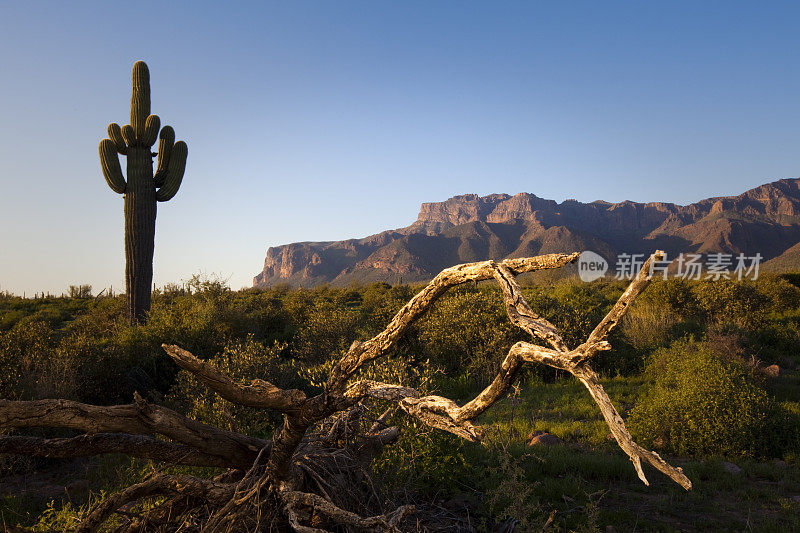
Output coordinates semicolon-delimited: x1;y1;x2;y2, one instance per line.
0;433;233;468
281;489;415;533
163;343;307;413
491;261;568;351
326;253;581;392
0;395;267;469
572;365;690;489
262;253;584;511
0;251;694;533
319;251;691;489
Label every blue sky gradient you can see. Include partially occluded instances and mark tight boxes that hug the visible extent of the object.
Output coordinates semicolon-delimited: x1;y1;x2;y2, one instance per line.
1;1;799;294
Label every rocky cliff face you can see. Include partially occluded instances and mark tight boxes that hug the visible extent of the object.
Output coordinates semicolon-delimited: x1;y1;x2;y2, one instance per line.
253;178;800;287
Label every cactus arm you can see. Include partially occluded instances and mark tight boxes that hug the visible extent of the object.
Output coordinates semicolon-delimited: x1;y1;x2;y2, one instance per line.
99;139;126;194
121;125;136;147
153;125;174;187
131;61;150;141
143;115;161;147
155;140;187;202
108;123;127;155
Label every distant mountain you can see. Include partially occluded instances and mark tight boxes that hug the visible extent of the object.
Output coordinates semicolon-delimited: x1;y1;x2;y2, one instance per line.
253;178;800;287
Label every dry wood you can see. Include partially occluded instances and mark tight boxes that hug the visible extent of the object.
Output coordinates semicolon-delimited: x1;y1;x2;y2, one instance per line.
76;474;234;532
281;490;415;533
0;395;266;469
163;343;307;413
326;253;581;392
0;433;232;468
0;251;694;532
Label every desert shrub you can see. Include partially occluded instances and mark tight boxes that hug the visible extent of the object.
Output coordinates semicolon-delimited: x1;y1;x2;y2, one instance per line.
359;282;415;334
0;320;58;400
167;337;303;438
745;320;800;366
693;279;769;329
292;289;364;364
755;275;800;313
544;279;619;346
417;287;519;386
620;278;703;350
147;275;294;358
227;289;295;343
146;283;238;355
620;299;680;352
483;444;545;532
645;278;703;318
628;339;778;458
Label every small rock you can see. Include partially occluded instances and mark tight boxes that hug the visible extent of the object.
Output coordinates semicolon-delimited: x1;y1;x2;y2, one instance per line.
763;364;780;378
792;495;800;504
527;430;563;446
721;461;742;474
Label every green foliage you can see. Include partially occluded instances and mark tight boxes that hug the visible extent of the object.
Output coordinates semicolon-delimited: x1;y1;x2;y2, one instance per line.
68;285;92;298
0;293;95;331
693;279;769;329
523;279;626;349
417;286;519;386
292;289;364;364
167;337;302;438
373;416;474;494
2;271;800;530
621;278;703;349
628;340;779;458
0;320;57;400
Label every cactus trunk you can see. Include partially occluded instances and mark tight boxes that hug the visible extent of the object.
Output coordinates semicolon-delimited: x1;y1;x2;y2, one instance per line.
124;146;157;324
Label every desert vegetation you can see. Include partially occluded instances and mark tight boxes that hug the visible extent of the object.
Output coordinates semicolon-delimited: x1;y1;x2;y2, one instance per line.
1;253;799;531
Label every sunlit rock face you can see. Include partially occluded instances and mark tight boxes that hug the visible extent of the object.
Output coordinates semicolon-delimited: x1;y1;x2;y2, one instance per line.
253;178;800;287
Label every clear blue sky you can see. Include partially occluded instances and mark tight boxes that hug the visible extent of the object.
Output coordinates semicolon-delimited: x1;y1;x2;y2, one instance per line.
1;1;799;294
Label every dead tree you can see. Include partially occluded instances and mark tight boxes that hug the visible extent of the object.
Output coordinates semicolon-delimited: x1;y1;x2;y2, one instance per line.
0;251;691;532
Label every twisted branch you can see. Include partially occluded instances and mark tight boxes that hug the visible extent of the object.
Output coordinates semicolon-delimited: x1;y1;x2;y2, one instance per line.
0;395;267;469
0;251;692;533
163;344;307;413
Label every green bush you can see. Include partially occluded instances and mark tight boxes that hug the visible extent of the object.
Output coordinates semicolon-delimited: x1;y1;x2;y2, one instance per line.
628;340;778;458
167;337;304;438
693;279;769;329
756;275;800;313
0;320;57;400
417;286;519;386
620;278;704;351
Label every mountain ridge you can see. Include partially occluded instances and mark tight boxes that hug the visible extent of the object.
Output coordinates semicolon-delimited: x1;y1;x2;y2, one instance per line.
253;178;800;287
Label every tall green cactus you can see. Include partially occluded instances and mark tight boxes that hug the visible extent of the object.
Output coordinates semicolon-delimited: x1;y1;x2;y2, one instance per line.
99;61;187;325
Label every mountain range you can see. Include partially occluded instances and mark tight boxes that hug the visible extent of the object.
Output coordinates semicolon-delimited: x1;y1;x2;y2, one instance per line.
253;178;800;287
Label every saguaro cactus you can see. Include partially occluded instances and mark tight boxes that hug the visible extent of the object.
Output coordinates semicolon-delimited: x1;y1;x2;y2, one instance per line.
99;61;187;325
